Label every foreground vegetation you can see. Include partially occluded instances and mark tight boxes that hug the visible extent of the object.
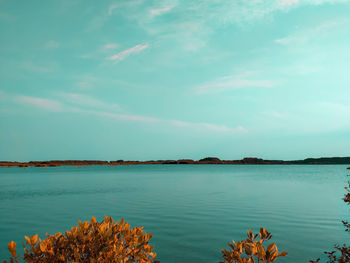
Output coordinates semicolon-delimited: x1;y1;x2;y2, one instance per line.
221;228;287;263
4;171;350;262
4;216;157;263
4;218;286;263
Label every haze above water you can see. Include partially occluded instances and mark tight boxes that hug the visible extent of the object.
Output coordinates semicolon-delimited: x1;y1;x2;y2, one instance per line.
0;165;348;262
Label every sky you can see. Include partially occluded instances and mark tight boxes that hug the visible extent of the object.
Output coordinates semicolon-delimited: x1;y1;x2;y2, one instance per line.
1;0;350;161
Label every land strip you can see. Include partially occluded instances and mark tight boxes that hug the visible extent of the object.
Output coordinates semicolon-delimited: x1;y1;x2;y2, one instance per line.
1;157;350;167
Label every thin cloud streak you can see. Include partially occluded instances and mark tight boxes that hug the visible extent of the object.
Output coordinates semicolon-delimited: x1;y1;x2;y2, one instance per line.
101;112;159;123
261;111;286;119
103;43;118;49
276;19;349;45
171;120;247;134
108;4;118;16
278;0;299;7
108;0;143;16
196;75;277;94
59;93;121;111
13;94;245;133
108;44;149;61
150;6;174;15
16;96;63;111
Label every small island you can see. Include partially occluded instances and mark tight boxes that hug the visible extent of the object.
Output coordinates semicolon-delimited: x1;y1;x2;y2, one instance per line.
1;157;350;168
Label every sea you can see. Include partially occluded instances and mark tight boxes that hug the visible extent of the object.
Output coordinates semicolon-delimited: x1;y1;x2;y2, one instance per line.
0;165;349;262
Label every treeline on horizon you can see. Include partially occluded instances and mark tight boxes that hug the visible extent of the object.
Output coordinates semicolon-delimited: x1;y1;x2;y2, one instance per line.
1;156;350;167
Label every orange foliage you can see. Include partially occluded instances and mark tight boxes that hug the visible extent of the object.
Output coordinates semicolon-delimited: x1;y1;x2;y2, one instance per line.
221;228;288;263
4;215;157;263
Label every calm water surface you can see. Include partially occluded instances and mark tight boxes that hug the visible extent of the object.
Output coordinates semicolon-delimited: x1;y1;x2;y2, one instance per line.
0;165;349;262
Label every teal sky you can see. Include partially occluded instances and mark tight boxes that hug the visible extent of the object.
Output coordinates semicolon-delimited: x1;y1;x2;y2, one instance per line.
1;0;350;161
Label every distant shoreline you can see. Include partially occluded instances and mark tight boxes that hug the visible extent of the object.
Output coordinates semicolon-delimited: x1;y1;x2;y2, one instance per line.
1;157;350;167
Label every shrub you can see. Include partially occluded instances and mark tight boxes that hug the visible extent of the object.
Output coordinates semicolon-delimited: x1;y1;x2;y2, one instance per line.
4;215;157;263
220;228;288;263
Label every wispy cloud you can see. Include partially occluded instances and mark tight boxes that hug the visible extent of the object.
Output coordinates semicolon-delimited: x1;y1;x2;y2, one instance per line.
103;43;118;49
13;93;245;133
150;6;174;15
278;0;299;7
108;4;118;16
171;120;247;134
108;0;143;15
316;101;350;115
84;0;350;57
86;110;244;133
145;0;350;29
108;44;149;61
74;74;98;90
261;111;286;119
100;112;159;123
90;0;350;36
59;93;121;111
79;44;119;60
86;15;109;31
276;19;349;45
256;101;350;135
87;0;143;31
284;63;324;75
196;72;277;94
16;96;63;111
121;0;350;55
297;101;350;133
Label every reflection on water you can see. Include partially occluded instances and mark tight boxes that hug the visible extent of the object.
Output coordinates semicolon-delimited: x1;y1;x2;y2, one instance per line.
0;165;348;262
